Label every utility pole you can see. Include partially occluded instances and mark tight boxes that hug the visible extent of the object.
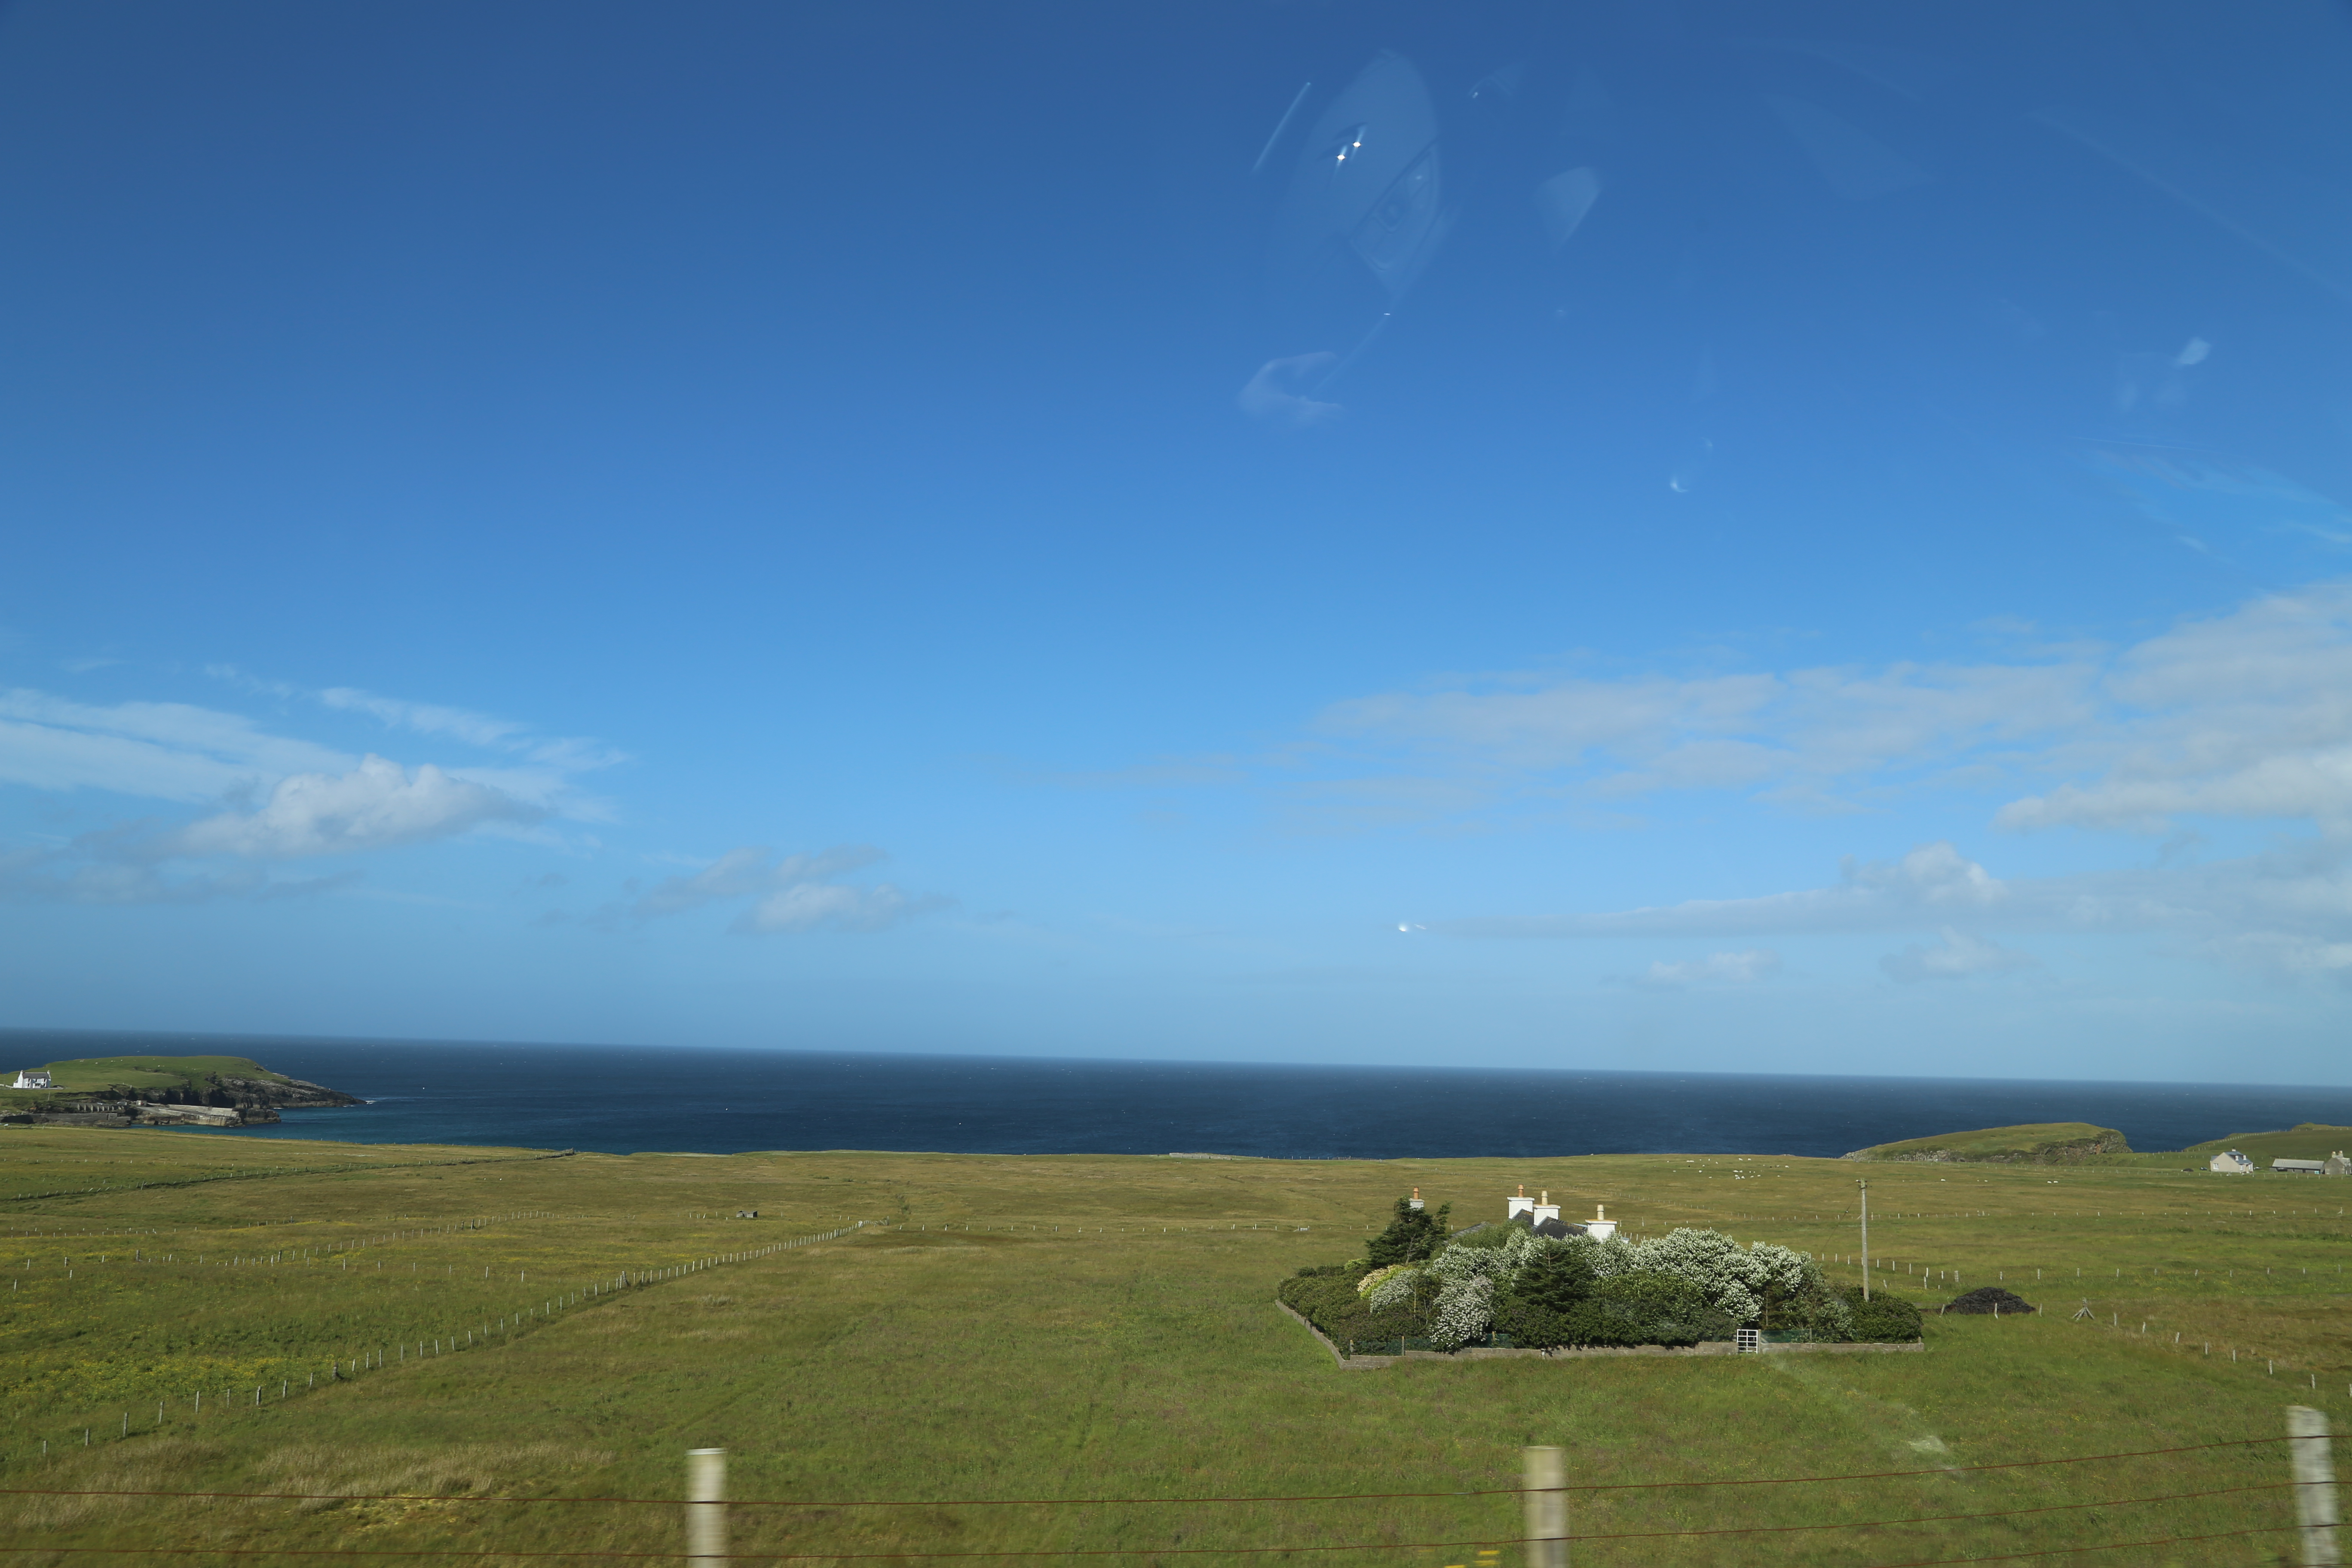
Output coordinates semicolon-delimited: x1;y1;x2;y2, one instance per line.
1859;1180;1871;1302
2290;1406;2341;1568
1522;1446;1567;1568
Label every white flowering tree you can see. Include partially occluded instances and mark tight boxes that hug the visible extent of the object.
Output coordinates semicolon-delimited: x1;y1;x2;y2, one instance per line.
1428;1273;1496;1350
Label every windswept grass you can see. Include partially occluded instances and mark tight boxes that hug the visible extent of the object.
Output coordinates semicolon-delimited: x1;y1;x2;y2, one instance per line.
0;1128;2344;1566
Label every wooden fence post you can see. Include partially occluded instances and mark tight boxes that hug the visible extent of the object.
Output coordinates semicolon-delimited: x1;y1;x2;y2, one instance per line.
688;1447;727;1562
1522;1445;1566;1568
2291;1406;2341;1568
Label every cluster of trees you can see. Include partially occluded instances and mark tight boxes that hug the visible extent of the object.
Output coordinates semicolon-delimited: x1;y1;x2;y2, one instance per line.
1279;1197;1922;1352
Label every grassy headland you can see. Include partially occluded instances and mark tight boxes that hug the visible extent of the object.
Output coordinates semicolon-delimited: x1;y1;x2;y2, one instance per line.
1;1131;2346;1566
1843;1122;2130;1164
0;1055;359;1123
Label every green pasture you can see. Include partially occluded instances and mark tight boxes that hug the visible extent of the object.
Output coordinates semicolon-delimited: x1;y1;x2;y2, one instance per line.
2;1129;2346;1566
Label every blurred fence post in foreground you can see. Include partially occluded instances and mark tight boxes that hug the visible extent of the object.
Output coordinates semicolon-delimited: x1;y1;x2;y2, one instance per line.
1522;1445;1566;1568
2291;1406;2341;1568
687;1447;727;1562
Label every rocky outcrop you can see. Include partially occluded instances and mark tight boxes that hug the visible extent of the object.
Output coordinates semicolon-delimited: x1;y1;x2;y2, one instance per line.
212;1075;362;1109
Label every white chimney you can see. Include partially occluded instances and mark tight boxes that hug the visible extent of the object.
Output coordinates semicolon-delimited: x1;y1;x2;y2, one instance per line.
1530;1188;1560;1225
1505;1183;1533;1220
1584;1203;1617;1241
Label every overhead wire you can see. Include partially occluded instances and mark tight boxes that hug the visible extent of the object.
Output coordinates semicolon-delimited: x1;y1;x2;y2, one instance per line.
0;1433;2291;1512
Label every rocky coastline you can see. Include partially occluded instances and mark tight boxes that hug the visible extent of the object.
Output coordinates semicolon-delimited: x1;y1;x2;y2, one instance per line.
2;1063;362;1130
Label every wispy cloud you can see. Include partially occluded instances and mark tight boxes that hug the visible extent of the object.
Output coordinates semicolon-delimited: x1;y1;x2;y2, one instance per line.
1638;949;1780;988
1442;842;2007;939
629;845;949;935
0;839;361;906
1279;579;2352;837
172;756;543;858
0;676;620;902
1439;837;2352;987
0;689;352;799
1880;928;2037;983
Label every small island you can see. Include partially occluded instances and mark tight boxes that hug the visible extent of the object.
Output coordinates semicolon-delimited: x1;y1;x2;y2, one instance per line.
1280;1191;1921;1357
0;1054;361;1129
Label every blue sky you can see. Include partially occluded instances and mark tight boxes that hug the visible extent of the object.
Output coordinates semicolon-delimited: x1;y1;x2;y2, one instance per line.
6;0;2352;1082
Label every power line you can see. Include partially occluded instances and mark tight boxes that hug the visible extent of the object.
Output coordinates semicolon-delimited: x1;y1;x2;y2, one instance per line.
0;1520;2306;1564
1551;1481;2289;1544
1856;1521;2298;1567
0;1434;2289;1512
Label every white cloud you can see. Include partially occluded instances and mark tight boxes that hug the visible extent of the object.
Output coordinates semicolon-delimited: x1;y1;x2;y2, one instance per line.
741;881;924;934
318;687;529;750
631;845;946;935
1998;582;2352;832
172;756;543;858
1880;928;2037;983
1639;949;1780;988
0;689;352;799
1305;579;2352;835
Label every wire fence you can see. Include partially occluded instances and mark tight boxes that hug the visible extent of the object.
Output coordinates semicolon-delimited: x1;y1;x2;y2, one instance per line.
0;1429;2327;1566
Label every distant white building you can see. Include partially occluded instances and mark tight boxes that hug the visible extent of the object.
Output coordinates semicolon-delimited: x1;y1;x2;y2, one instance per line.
1505;1187;1617;1240
2273;1158;2326;1175
2208;1149;2254;1173
11;1069;51;1090
2328;1152;2351;1178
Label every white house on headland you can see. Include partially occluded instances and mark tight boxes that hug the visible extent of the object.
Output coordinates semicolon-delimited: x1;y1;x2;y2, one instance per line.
2329;1152;2352;1177
11;1069;52;1090
2208;1149;2254;1173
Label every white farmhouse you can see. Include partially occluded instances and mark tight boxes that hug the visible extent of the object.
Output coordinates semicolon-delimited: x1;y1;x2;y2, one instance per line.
2208;1149;2254;1173
11;1069;52;1090
1504;1186;1618;1240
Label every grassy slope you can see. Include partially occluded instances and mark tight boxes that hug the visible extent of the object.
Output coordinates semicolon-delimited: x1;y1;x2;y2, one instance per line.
0;1055;301;1110
1845;1122;2128;1161
1;1135;2346;1566
2184;1124;2352;1162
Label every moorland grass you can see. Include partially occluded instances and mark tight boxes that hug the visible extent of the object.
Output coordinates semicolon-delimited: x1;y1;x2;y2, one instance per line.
1;1129;2346;1566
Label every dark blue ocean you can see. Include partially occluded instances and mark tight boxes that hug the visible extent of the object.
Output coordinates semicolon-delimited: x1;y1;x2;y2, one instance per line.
6;1029;2349;1159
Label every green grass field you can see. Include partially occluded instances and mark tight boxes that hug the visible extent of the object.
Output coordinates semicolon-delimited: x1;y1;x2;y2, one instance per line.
3;1129;2347;1566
